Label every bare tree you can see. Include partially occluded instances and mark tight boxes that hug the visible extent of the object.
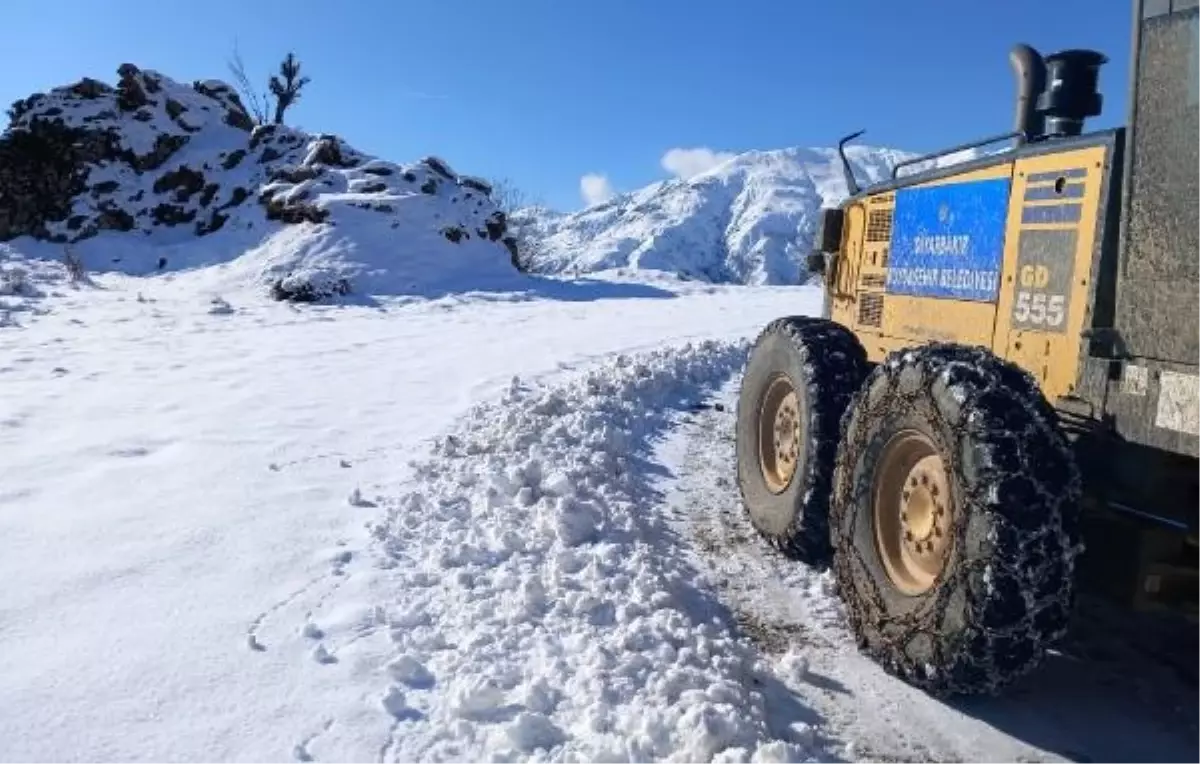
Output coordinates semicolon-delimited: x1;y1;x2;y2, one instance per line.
489;177;528;214
489;177;548;273
227;41;269;125
269;53;311;125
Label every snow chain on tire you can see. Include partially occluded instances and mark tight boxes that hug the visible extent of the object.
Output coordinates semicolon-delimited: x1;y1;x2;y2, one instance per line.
830;343;1084;696
736;316;868;564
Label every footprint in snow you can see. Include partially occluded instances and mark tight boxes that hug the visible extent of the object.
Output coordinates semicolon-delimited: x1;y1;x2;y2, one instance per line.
109;446;151;458
312;643;337;664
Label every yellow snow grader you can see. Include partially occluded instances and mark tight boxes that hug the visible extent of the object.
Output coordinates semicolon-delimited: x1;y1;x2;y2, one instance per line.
736;0;1198;695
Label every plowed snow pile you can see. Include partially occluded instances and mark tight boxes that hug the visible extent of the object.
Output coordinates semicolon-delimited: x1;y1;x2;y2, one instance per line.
308;341;823;762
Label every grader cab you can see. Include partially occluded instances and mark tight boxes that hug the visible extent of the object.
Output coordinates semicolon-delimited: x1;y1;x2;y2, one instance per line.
736;0;1198;695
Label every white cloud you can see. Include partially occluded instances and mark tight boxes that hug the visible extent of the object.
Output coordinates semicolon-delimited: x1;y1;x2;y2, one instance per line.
580;173;616;206
660;147;736;180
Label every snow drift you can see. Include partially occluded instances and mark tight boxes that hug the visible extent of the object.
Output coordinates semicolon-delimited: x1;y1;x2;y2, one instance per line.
512;145;988;286
0;65;518;301
351;340;824;762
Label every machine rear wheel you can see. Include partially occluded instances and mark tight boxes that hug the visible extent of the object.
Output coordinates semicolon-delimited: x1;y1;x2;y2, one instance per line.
735;316;867;564
830;343;1083;695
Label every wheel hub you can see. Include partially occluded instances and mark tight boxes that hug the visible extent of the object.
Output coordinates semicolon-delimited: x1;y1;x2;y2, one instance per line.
758;375;802;494
873;432;954;595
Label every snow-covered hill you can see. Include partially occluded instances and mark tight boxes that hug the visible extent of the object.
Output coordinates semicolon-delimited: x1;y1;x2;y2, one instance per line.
512;145;985;285
0;65;517;303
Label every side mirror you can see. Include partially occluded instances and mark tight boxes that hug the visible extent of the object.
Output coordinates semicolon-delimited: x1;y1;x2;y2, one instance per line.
805;252;826;275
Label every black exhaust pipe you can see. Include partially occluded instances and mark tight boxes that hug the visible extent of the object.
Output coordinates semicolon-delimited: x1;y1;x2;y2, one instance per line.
1037;49;1108;138
1009;43;1047;142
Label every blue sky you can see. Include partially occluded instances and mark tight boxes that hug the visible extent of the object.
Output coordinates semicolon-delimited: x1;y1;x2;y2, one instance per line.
3;0;1132;210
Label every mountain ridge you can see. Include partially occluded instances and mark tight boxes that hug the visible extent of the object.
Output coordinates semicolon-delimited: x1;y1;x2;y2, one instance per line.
512;143;985;285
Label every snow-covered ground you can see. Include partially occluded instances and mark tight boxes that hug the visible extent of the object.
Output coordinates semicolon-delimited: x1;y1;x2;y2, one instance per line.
0;269;808;761
1;269;1195;763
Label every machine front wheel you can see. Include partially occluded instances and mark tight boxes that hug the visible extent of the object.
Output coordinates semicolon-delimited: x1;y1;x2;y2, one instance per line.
830;343;1083;695
735;316;868;564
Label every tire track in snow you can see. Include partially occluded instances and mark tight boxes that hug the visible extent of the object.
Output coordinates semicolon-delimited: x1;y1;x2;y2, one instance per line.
668;379;1199;764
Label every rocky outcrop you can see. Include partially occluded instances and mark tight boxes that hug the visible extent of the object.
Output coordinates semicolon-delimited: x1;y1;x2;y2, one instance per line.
0;64;517;301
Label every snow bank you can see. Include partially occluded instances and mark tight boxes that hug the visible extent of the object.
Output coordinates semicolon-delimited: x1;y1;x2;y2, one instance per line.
513;143;1002;287
355;341;818;762
0;65;518;303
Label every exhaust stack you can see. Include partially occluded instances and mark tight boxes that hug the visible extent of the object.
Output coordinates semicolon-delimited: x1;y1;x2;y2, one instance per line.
1037;49;1108;138
1009;43;1047;142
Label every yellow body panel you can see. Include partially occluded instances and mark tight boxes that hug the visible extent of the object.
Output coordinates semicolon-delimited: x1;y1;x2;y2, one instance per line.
833;144;1112;404
991;146;1110;399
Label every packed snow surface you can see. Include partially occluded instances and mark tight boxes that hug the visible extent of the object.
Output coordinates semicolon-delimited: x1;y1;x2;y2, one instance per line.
0;267;823;761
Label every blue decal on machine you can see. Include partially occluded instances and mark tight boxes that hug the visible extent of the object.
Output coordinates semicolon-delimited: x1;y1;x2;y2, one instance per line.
885;178;1011;302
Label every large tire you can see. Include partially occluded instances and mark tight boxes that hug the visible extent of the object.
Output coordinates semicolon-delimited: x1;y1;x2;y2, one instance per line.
735;316;868;564
830;343;1083;696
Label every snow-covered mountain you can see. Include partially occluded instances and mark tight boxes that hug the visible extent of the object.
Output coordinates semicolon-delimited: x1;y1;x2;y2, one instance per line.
512;145;982;285
0;65;518;302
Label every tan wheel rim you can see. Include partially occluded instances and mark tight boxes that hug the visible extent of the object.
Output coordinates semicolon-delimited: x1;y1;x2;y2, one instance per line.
872;430;954;596
758;374;802;494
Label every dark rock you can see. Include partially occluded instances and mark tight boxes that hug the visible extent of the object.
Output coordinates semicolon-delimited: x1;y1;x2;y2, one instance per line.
442;225;466;243
503;236;520;269
153;165;205;202
421;156;455;180
260;147;281;164
69;79;111;99
270;276;350;303
249;124;276;149
372;203;394;213
0;120;101;241
151;203;196;225
221;149;246;170
132;109;154;122
135;134;188;171
263;197;329;225
359;181;386;194
199;183;219;207
224;108;254;132
68;215;87;230
402;171;416;183
193;79;254;132
269;165;318;184
195;210;228;235
224;186;249;208
116;64;148;112
459;176;492;195
96;207;134;231
484;211;507;241
165;99;186;120
362;165;394;177
91;180;119;196
420;178;438;195
304;136;357;169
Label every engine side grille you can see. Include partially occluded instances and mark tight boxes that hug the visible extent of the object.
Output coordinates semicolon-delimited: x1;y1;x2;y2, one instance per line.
857;292;884;327
866;208;894;243
860;273;887;289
